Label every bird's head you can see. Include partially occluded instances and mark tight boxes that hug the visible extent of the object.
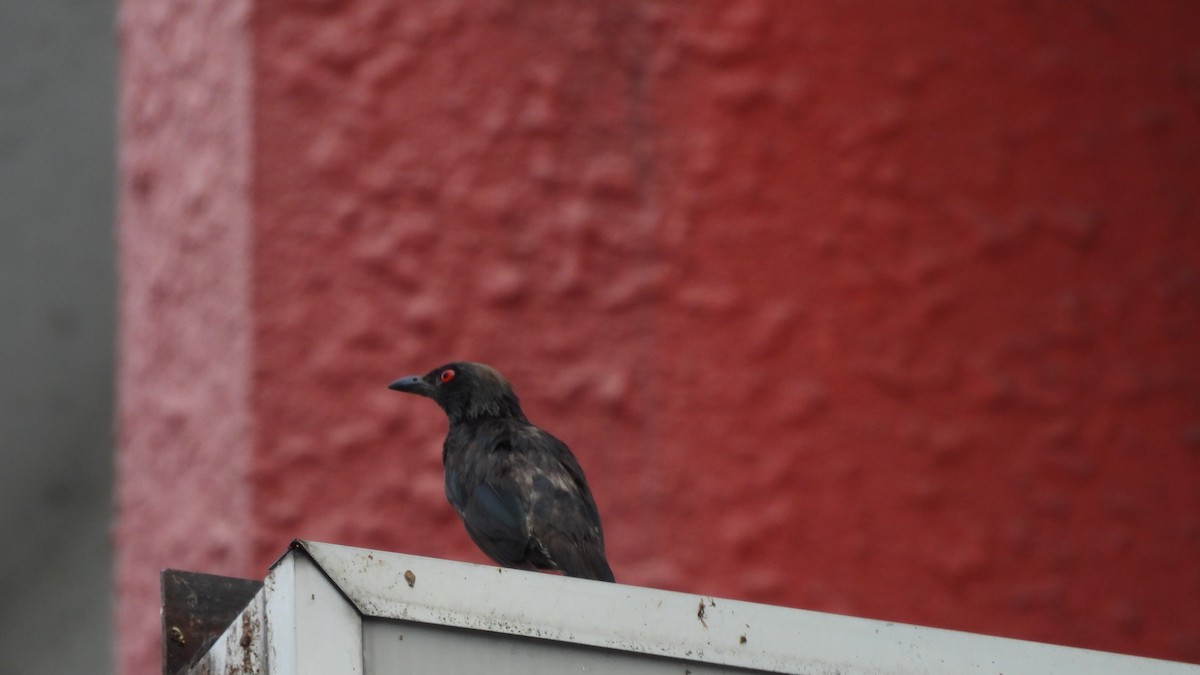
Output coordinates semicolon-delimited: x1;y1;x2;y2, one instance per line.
388;361;526;423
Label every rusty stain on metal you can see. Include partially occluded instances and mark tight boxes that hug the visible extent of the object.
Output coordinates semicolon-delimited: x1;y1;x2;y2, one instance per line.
240;610;254;673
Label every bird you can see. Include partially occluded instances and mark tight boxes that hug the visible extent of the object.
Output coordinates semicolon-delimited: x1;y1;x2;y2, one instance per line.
388;361;615;582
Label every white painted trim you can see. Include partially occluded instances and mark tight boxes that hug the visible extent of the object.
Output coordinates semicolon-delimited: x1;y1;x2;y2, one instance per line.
186;540;1200;675
295;539;1200;675
264;552;363;675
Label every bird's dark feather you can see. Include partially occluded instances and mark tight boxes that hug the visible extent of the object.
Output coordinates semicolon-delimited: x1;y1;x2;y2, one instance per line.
443;418;613;581
455;480;529;567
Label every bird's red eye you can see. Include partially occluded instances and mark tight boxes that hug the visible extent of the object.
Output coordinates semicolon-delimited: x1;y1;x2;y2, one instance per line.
439;369;455;383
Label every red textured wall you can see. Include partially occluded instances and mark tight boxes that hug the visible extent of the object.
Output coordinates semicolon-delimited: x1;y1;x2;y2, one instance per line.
118;1;1200;673
116;0;254;673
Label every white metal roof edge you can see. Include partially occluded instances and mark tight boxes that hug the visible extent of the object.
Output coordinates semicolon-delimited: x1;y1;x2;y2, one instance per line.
290;540;1200;675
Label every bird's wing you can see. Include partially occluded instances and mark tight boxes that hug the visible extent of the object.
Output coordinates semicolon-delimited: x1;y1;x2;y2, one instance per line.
520;429;615;582
538;431;604;526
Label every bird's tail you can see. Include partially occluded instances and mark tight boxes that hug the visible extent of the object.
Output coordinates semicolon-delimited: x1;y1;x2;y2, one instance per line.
562;548;615;583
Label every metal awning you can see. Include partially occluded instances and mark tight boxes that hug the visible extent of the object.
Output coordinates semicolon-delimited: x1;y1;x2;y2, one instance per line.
166;540;1200;674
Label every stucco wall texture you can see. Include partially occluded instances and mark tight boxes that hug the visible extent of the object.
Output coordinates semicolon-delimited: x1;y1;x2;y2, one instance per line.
117;1;1200;672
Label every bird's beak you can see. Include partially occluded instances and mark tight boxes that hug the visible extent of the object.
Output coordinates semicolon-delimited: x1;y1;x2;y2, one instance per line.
388;375;435;397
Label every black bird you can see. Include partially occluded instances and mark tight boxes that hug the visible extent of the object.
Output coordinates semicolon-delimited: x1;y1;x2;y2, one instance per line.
388;362;615;582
